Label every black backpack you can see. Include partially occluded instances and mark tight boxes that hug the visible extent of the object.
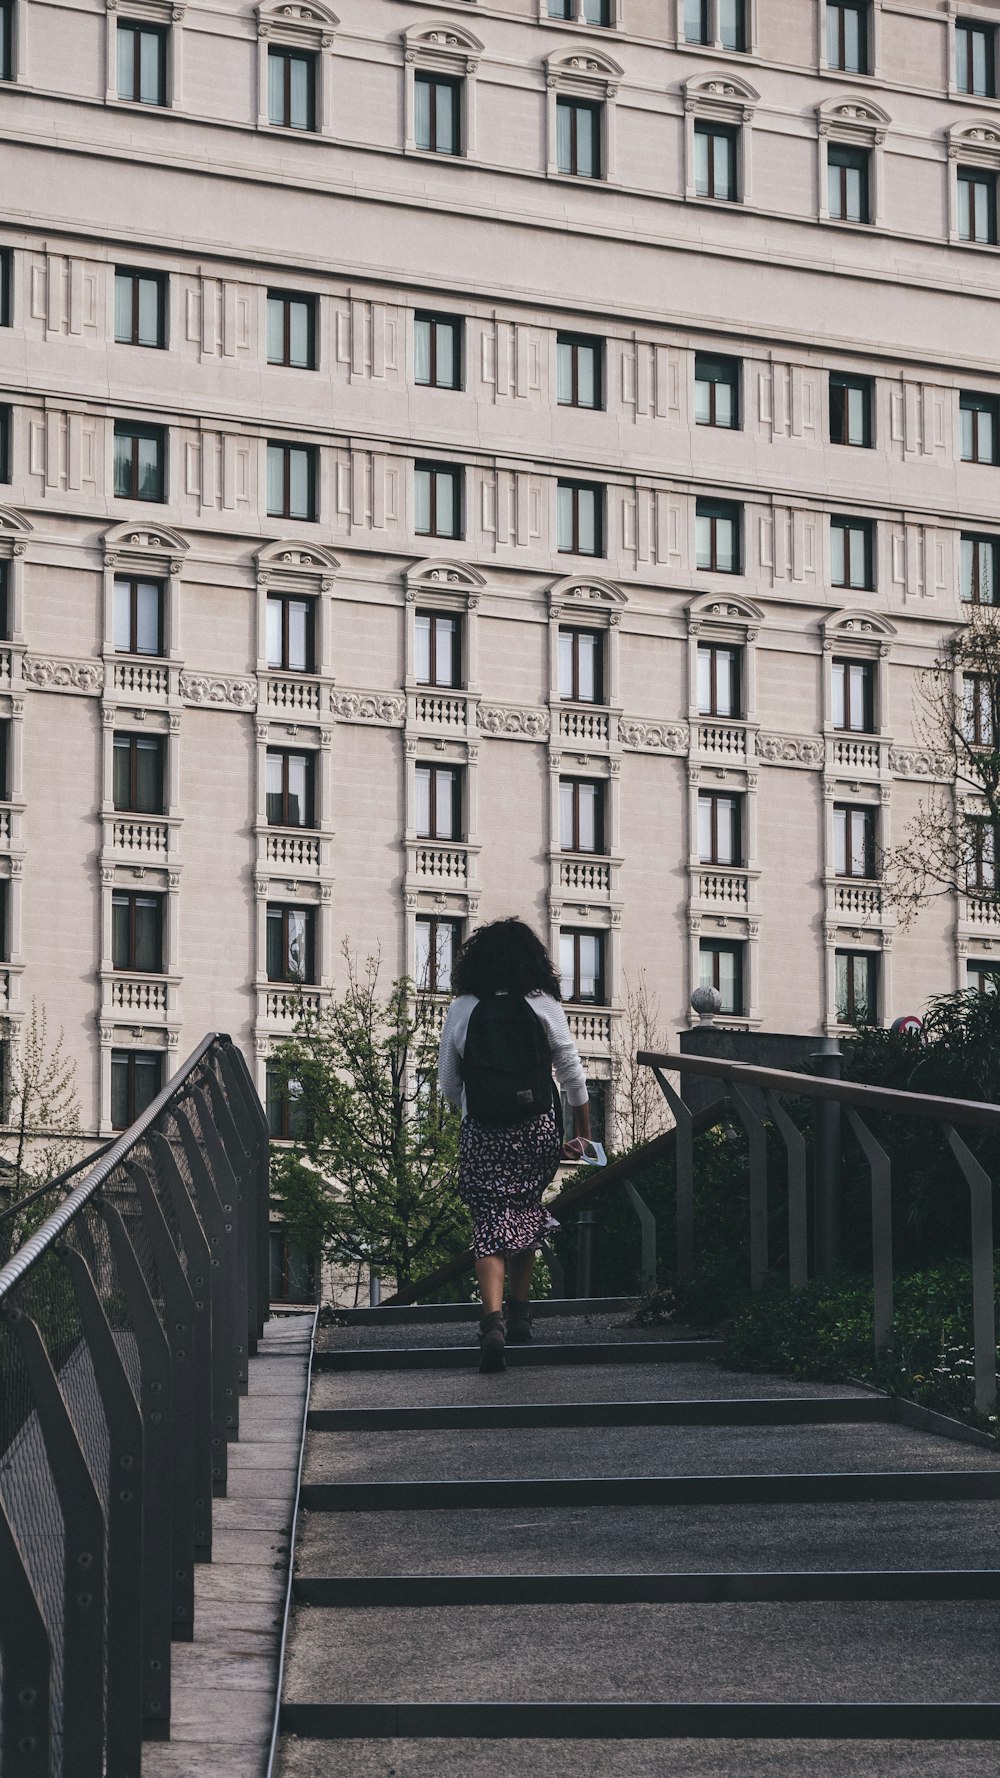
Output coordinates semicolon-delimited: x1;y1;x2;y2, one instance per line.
462;994;554;1128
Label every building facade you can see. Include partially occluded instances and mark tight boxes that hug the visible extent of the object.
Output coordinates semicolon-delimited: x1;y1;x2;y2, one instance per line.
1;0;999;1170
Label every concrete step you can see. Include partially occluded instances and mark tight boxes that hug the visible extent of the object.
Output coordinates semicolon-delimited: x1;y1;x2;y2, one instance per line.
307;1361;877;1411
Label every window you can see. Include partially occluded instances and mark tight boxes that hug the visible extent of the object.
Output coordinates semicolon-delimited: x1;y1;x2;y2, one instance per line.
964;674;1000;747
113;733;165;814
961;533;1000;605
695;354;740;428
415;611;461;688
266;1066;307;1141
960;393;1000;465
557;97;602;178
1;249;12;327
0;407;11;484
559;930;605;1003
829;374;873;447
111;1051;162;1130
266;905;315;983
696;498;741;573
560;779;605;853
699;939;743;1014
832;658;875;732
415;71;461;155
834;804;877;878
559;627;603;703
267;291;316;370
831;515;874;591
112;891;163;973
694;121;738;201
698;642;742;717
828;144;870;223
836;950;877;1025
0;0;11;80
415;763;462;841
415;313;463;391
684;0;710;42
415;916;461;993
958;167;998;245
266;442;316;521
956;19;996;97
117;20;167;105
114;268;166;348
268;46;315;130
557;334;604;410
967;959;1000;994
698;791;743;866
414;462;463;539
113;576;164;655
557;481;604;556
827;2;869;73
266;595;314;673
266;750;314;828
114;423;165;502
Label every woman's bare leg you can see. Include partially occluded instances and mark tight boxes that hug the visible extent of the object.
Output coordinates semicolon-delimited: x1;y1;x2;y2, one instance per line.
475;1253;506;1315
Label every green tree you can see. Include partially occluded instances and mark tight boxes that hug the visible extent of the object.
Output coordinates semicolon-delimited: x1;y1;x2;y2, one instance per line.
0;1001;82;1258
268;947;464;1294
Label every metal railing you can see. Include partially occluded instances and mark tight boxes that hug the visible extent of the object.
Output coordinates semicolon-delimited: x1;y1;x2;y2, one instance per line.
0;1033;270;1778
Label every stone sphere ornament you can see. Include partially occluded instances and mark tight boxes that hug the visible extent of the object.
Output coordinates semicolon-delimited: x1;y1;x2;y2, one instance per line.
690;985;722;1024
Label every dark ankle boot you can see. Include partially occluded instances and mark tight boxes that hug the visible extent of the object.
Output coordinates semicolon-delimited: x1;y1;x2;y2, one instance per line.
478;1310;506;1373
505;1298;533;1345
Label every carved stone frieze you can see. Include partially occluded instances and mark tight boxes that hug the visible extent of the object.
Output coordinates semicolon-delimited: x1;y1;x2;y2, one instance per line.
889;747;952;779
23;656;104;694
180;673;258;711
618;718;688;754
756;733;825;767
330;691;405;725
477;705;551;740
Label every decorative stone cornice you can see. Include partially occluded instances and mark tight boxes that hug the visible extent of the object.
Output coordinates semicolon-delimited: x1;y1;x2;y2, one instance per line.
331;691;405;725
180;673;258;711
23;656;104;694
618;718;688;754
477;705;551;740
757;733;825;767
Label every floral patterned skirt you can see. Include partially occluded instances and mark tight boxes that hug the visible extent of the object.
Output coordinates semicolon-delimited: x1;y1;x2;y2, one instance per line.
458;1109;562;1261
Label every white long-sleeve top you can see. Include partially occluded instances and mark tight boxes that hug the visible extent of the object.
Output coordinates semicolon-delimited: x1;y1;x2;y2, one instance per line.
438;992;589;1117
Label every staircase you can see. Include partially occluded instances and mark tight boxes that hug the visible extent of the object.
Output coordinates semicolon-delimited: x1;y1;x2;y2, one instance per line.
273;1300;1000;1778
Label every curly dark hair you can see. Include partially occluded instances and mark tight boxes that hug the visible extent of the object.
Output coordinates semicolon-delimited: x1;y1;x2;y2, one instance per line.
451;918;561;1000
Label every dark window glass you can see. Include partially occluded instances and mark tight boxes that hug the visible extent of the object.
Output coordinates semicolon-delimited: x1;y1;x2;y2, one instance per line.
836;950;878;1024
698;790;743;866
559;929;605;1004
963;673;1000;748
557;480;604;556
117;20;167;104
695;121;738;201
696;498;741;573
831;515;875;590
414;462;463;539
0;249;11;326
557;334;604;409
560;779;605;854
267;291;316;369
684;0;710;44
111;1050;162;1130
266;905;315;983
266;750;315;827
956;19;996;97
0;1;12;80
961;533;1000;605
832;658;876;732
958;167;998;245
113;733;165;814
415;611;461;688
113;576;164;655
834;804;877;878
415;72;461;155
960;393;1000;464
268;46;315;130
558;627;603;703
266;595;314;672
699;939;744;1014
415;313;463;390
827;1;869;73
112;891;163;973
828;144;870;223
695;354;740;427
557;97;602;178
415;916;462;993
697;642;742;717
114;268;166;348
266;1068;308;1142
0;406;10;484
415;763;462;841
114;423;165;501
829;373;873;446
719;0;747;51
266;441;316;521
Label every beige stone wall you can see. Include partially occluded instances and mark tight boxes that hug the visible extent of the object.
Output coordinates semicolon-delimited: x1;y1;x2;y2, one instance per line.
0;0;997;1156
